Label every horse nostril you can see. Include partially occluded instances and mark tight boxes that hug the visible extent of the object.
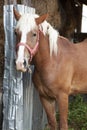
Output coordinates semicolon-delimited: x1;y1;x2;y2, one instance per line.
23;59;27;67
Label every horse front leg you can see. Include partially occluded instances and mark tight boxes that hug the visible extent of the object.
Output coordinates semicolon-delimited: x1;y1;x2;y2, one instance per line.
40;95;57;130
57;92;68;130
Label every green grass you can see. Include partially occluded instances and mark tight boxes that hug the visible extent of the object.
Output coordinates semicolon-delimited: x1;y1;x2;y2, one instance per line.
44;95;87;130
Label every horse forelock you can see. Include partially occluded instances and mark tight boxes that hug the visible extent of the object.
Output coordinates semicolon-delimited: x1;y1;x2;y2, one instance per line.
16;13;39;33
16;13;58;56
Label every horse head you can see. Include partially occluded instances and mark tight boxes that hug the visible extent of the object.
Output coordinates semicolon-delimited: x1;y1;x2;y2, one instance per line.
14;8;48;72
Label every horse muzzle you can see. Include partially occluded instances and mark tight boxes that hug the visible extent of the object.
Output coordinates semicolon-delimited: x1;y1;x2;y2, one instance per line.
16;60;27;72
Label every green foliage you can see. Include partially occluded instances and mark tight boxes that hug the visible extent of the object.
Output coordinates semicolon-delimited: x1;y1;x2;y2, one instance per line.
56;94;87;130
68;95;87;129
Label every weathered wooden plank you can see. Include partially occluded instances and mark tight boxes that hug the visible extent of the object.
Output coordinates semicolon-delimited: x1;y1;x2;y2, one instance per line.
32;88;47;130
3;5;23;130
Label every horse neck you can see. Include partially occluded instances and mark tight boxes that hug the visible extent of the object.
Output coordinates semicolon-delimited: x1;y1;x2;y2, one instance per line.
33;31;50;69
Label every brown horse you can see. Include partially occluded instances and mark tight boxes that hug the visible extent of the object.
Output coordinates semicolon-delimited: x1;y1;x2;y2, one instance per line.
14;8;87;130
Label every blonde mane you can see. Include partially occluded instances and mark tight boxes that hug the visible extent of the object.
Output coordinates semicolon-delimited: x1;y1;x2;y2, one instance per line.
16;13;59;56
40;21;59;56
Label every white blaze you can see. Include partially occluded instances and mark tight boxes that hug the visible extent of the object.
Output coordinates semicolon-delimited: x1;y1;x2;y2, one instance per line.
16;32;27;63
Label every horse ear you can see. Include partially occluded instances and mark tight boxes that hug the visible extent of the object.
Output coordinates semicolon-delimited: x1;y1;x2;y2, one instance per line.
35;14;48;25
13;7;21;21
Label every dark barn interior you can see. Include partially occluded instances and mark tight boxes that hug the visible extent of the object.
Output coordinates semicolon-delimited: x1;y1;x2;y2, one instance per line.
0;0;87;129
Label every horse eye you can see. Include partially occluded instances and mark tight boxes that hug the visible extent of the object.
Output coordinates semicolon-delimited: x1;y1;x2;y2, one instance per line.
33;33;37;37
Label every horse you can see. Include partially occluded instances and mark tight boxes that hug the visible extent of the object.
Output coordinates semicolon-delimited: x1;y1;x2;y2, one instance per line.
13;8;87;130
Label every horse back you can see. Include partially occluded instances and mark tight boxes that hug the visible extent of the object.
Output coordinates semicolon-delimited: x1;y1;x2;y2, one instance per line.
57;36;87;94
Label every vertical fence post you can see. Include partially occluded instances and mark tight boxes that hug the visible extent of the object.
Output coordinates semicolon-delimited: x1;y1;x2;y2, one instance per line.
3;4;24;130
